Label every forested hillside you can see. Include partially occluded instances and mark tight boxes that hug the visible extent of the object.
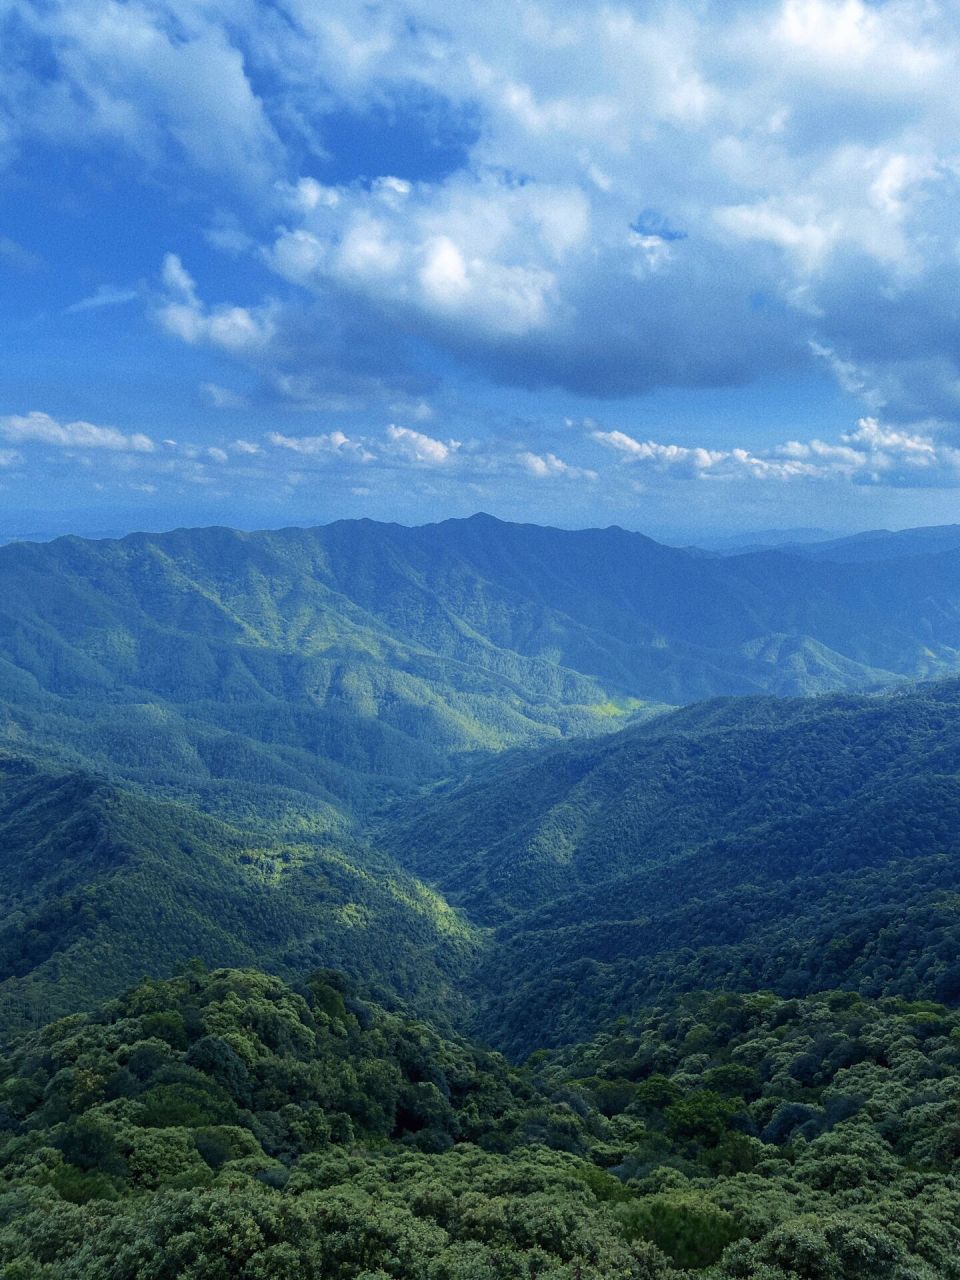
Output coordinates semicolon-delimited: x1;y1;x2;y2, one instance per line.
2;518;960;1276
2;515;960;834
0;755;479;1039
1;965;957;1279
384;681;960;1052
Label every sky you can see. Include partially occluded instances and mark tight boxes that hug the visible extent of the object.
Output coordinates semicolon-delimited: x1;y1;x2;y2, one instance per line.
3;0;960;539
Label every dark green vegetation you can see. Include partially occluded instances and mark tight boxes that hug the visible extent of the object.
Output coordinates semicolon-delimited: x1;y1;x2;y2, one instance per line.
2;966;958;1279
1;516;960;1275
386;679;960;1053
0;754;478;1039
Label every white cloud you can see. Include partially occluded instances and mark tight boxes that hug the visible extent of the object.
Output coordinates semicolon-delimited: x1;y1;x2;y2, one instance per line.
384;424;460;466
63;284;138;315
10;0;960;415
267;172;584;340
589;415;960;486
592;430;729;472
518;450;597;480
0;411;154;452
389;398;434;422
268;431;375;462
157;254;276;355
6;0;281;189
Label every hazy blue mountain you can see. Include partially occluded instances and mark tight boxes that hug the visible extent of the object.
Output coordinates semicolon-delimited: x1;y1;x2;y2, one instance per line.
2;515;960;834
680;527;838;554
782;522;960;562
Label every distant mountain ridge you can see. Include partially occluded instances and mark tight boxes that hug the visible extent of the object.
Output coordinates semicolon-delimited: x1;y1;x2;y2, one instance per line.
1;514;960;831
784;523;960;562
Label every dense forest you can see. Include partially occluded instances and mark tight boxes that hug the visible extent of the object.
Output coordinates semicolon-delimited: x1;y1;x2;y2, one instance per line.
1;966;958;1278
383;679;960;1052
1;517;960;1275
0;754;479;1039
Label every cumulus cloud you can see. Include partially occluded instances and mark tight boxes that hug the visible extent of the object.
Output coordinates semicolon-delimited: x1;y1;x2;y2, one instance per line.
0;411;154;452
268;431;375;463
8;0;960;428
264;423;577;477
238;0;960;405
590;416;960;487
384;425;460;466
1;0;281;189
518;451;596;481
157;255;277;355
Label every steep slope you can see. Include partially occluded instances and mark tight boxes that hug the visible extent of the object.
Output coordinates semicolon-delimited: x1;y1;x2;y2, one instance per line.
0;755;479;1037
2;516;960;830
382;680;960;1052
0;520;657;827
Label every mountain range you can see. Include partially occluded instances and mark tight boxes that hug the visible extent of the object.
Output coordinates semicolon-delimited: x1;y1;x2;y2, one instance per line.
0;514;958;1046
2;514;960;1275
2;514;960;832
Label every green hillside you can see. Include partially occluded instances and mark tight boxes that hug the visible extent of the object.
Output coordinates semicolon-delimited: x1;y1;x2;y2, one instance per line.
3;519;960;1274
383;681;960;1052
2;514;960;832
0;755;479;1038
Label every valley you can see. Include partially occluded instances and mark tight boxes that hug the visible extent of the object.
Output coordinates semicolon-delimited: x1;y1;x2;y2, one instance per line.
0;516;959;1277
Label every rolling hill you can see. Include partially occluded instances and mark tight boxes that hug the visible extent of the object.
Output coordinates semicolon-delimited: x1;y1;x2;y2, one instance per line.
382;680;960;1053
0;753;479;1038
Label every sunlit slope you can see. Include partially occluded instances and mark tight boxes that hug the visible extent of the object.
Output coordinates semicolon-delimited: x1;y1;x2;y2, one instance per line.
0;521;657;823
1;513;960;822
0;754;479;1037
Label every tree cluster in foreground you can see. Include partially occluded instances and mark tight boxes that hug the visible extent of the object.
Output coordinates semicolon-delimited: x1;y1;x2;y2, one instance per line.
0;966;958;1278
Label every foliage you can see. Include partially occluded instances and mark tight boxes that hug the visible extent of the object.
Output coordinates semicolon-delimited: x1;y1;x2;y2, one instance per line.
2;514;960;835
0;966;670;1279
0;756;480;1038
2;519;960;1274
381;680;960;1051
1;972;960;1277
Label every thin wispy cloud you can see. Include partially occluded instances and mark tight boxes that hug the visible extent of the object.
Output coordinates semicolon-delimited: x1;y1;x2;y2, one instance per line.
200;383;247;410
64;285;138;315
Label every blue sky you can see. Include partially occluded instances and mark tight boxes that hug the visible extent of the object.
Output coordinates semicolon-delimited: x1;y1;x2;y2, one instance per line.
3;0;960;538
